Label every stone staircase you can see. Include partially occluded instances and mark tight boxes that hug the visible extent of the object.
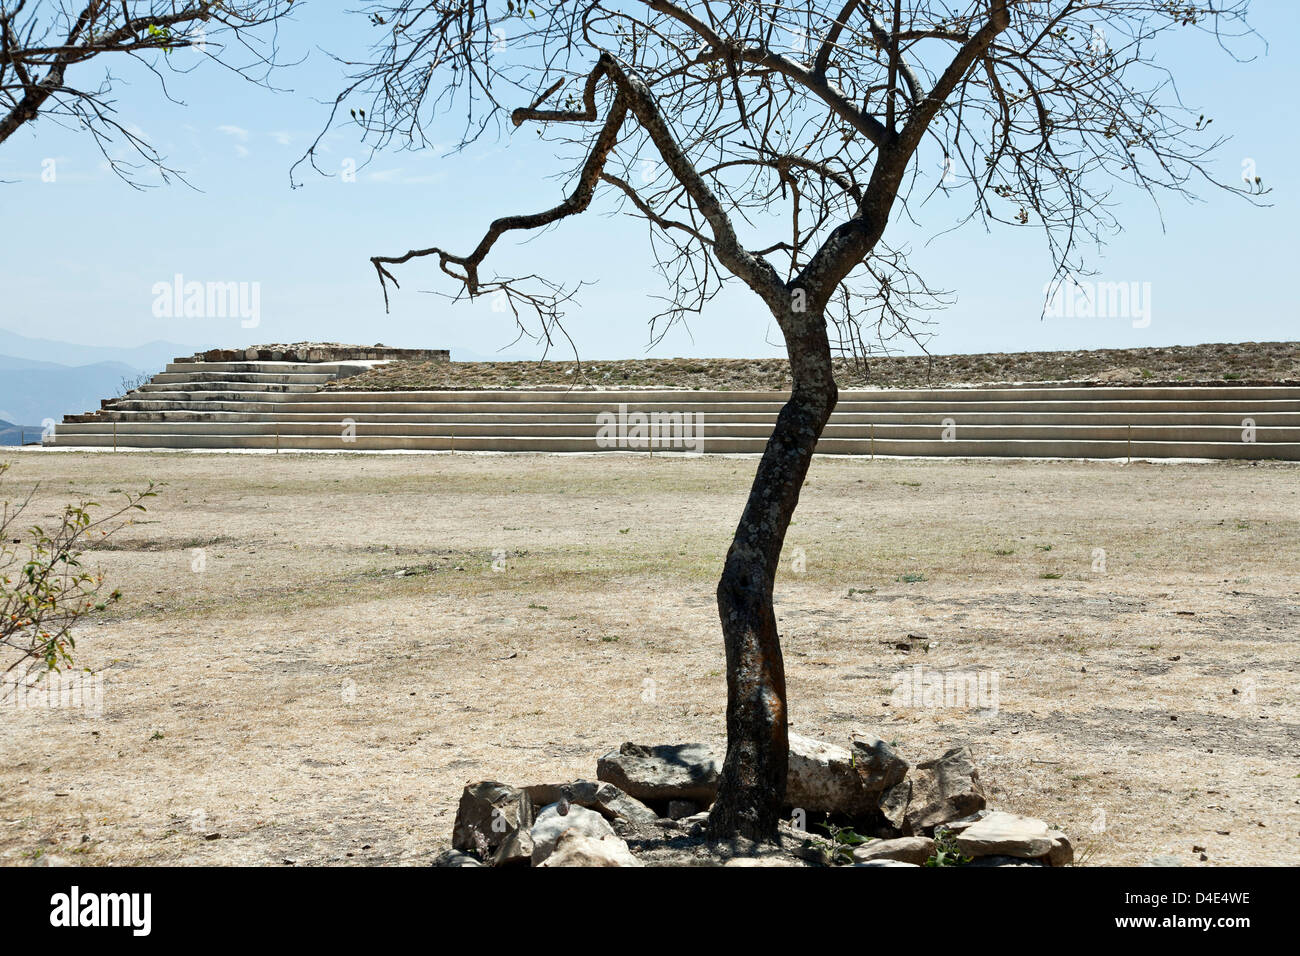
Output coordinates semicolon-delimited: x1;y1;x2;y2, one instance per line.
47;360;1300;459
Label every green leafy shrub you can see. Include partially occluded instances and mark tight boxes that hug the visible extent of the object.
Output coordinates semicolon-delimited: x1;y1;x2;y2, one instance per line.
1;463;156;677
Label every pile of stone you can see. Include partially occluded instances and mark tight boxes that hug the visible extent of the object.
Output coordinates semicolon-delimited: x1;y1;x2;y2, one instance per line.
436;734;1073;868
178;343;449;364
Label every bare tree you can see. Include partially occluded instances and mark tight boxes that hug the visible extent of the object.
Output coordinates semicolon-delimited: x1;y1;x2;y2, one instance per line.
0;0;296;185
304;0;1263;840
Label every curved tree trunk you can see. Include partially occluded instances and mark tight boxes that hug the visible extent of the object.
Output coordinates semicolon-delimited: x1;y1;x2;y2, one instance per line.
707;310;838;842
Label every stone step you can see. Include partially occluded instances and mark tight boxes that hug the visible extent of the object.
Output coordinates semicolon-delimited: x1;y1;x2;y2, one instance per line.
56;370;1300;460
42;431;1300;459
325;384;1300;402
48;421;1300;442
134;385;327;395
151;371;338;385
135;381;325;394
107;398;313;411
69;409;1300;426
260;392;1300;412
163;361;377;375
99;397;1300;415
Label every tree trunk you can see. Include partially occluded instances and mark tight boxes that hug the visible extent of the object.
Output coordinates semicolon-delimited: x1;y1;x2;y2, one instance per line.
707;309;838;841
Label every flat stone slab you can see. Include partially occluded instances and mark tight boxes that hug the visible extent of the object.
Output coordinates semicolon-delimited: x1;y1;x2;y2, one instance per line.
954;811;1073;865
596;742;721;804
852;836;935;866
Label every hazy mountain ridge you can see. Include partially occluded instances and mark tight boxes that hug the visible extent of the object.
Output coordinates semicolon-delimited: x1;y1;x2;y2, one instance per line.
0;361;152;426
0;419;43;446
0;328;215;426
0;328;212;369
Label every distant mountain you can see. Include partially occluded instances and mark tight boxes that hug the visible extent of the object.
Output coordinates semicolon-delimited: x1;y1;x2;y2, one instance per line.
0;328;212;369
0;354;75;371
0;357;150;427
0;329;217;427
0;419;44;447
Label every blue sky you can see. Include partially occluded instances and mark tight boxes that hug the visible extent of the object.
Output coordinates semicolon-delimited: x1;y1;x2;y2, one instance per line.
0;3;1296;362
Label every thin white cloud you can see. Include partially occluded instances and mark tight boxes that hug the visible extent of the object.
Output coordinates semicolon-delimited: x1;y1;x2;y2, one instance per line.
217;125;250;141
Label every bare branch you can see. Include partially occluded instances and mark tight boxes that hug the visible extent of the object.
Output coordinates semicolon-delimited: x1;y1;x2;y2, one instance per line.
0;1;296;186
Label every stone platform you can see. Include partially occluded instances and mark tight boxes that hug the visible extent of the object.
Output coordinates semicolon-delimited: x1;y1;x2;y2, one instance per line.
40;355;1300;459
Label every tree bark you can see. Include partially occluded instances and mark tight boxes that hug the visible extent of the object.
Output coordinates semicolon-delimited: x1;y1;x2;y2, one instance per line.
707;307;838;841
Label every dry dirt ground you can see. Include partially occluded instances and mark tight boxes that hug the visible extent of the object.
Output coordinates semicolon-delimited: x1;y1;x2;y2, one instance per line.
332;341;1300;391
1;451;1296;867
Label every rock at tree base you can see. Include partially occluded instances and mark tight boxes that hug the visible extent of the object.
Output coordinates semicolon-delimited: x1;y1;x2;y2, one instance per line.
596;742;721;804
452;781;530;856
524;780;659;824
966;855;1047;867
878;779;911;831
531;803;622;865
954;811;1073;866
492;819;535;866
775;733;912;823
451;741;1080;869
537;829;642;867
723;856;802;867
939;809;990;834
851;836;935;866
852;859;920;867
434;849;485;867
667;800;698;820
787;733;871;814
1046;837;1074;867
903;747;987;835
850;735;909;792
678;811;711;833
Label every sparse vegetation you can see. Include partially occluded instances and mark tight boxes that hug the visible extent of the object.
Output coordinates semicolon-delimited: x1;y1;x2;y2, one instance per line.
0;463;156;679
116;373;153;398
0;453;1293;865
330;343;1300;392
807;817;872;866
926;827;973;867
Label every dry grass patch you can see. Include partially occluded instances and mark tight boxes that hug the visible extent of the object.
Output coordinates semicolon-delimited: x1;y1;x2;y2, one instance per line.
330;341;1300;391
0;451;1295;866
